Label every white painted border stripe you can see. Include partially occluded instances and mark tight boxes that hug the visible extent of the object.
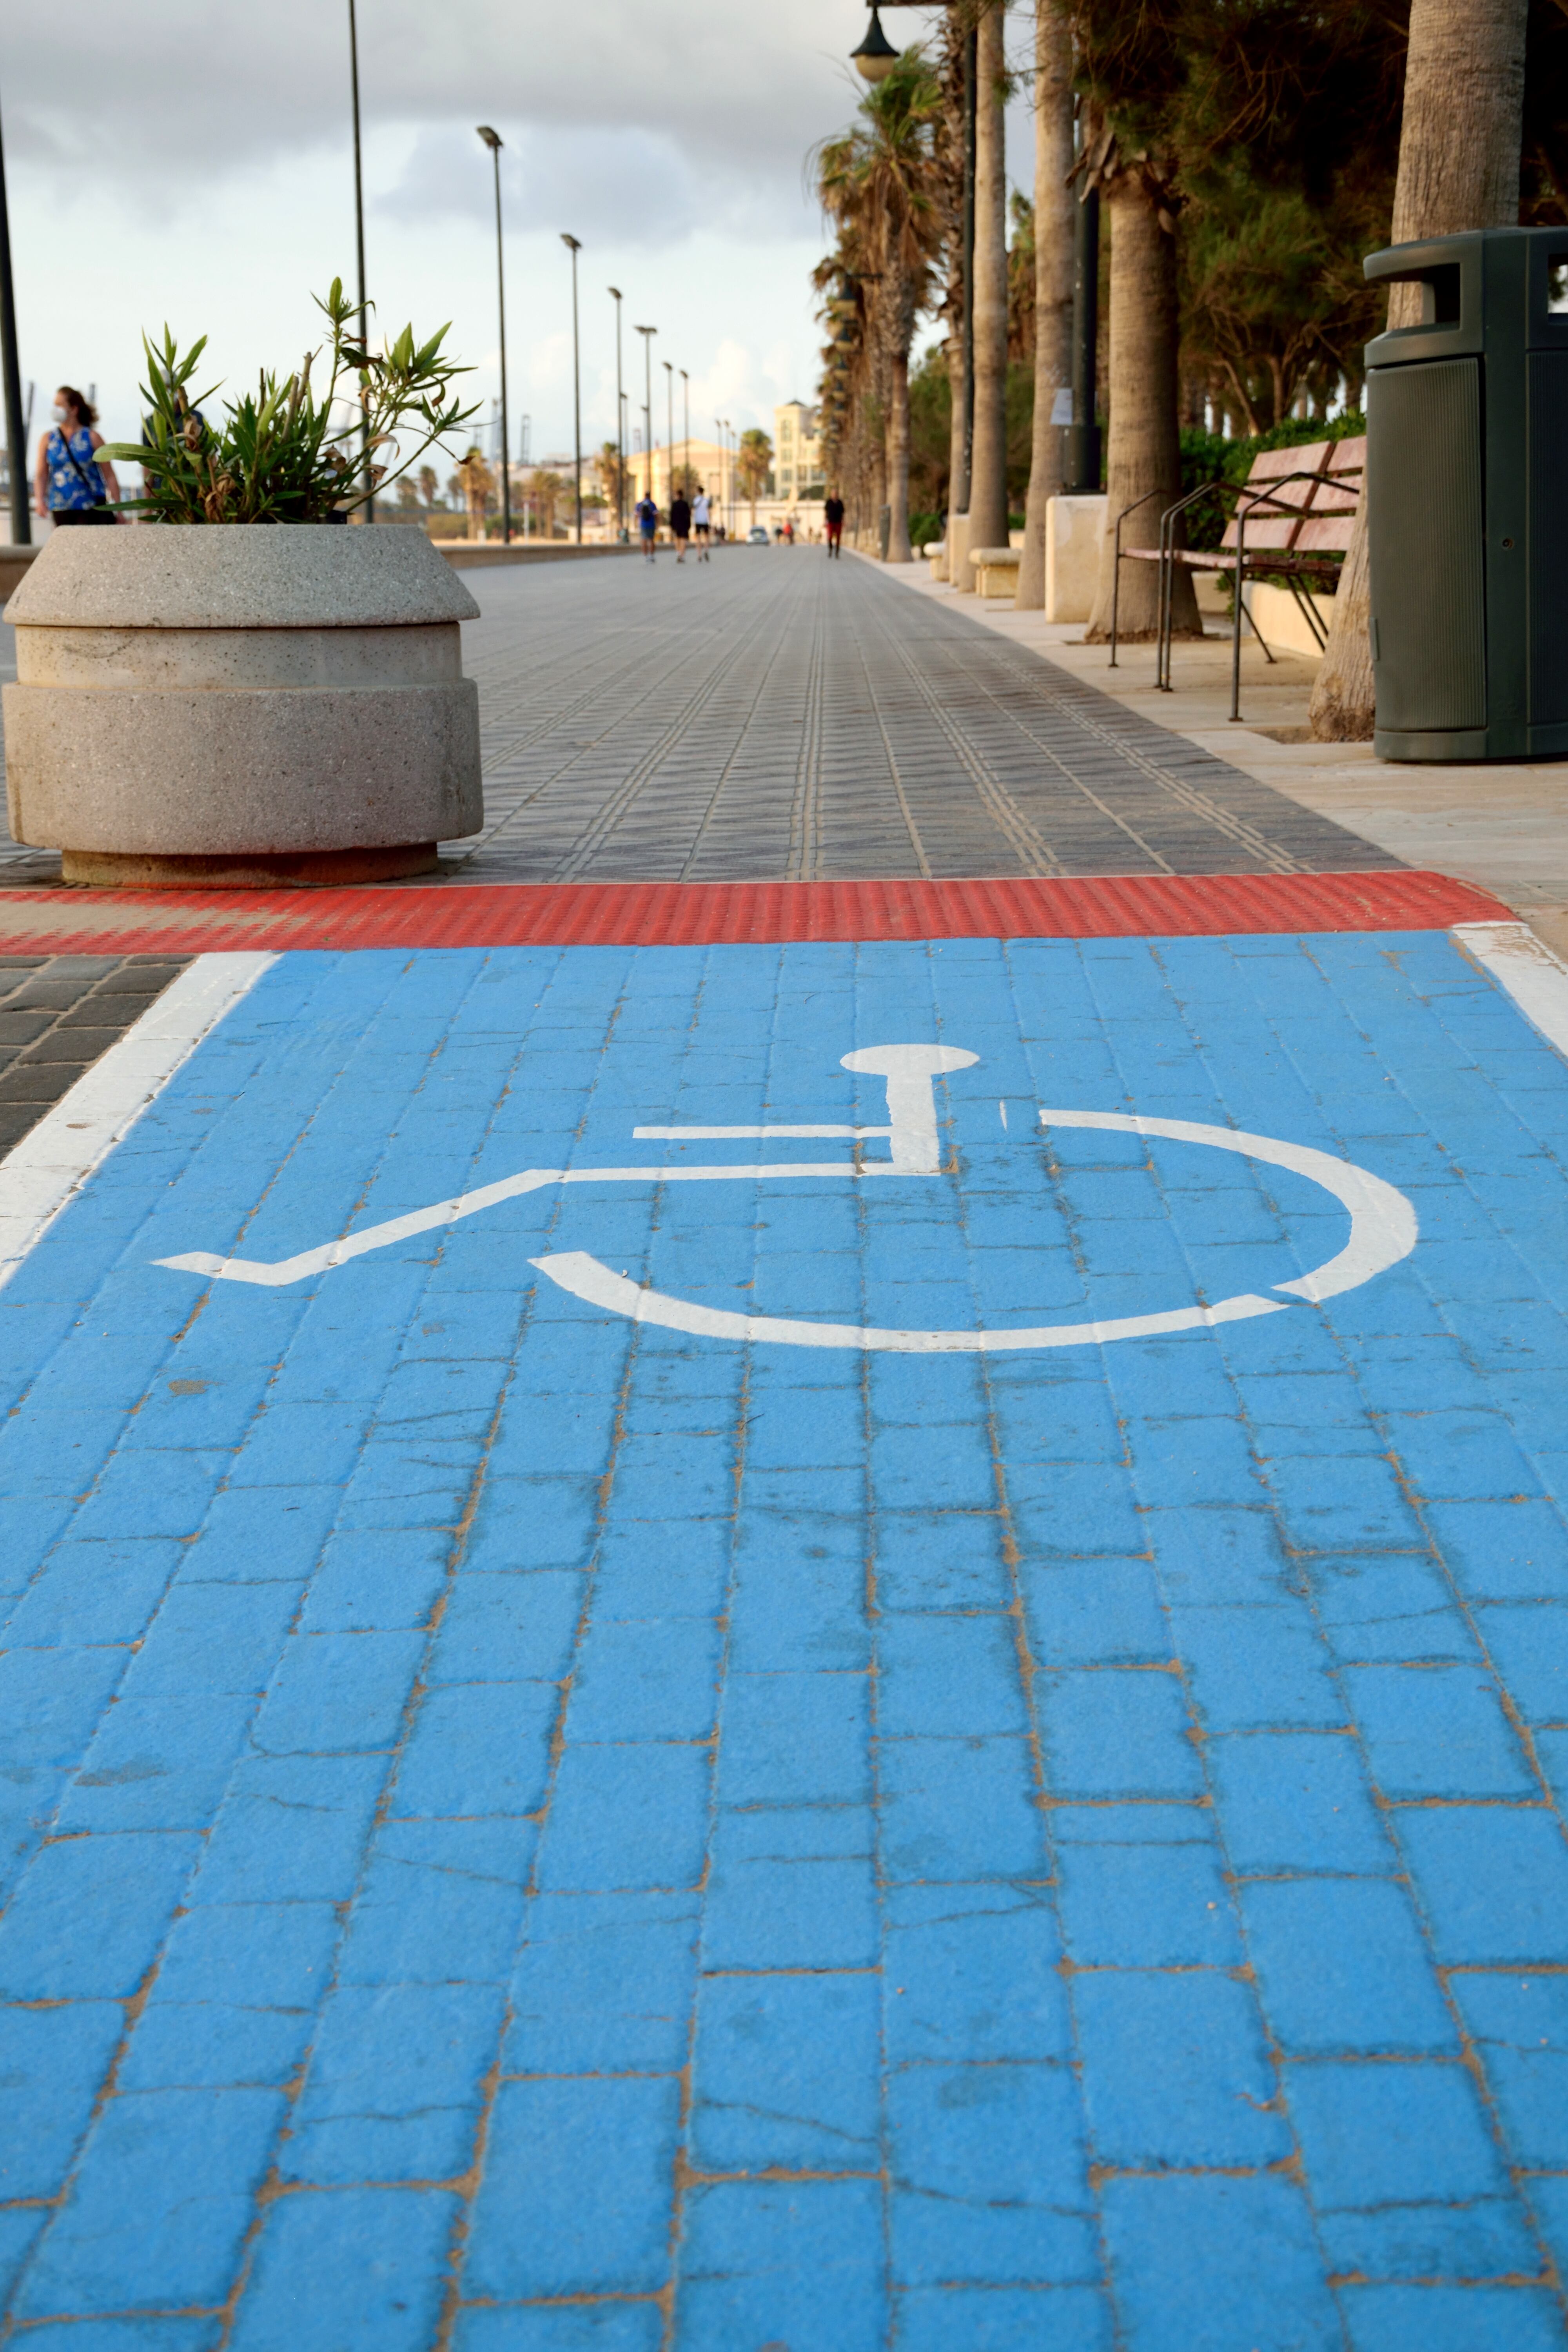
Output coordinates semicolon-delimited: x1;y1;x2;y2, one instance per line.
1453;921;1568;1062
0;951;276;1292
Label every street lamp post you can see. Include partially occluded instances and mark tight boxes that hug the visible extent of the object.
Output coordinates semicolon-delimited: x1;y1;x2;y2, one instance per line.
635;326;656;506
0;91;29;546
561;234;583;543
476;127;511;544
680;369;689;509
855;5;975;524
662;362;673;510
1064;117;1102;496
348;0;373;522
608;286;625;538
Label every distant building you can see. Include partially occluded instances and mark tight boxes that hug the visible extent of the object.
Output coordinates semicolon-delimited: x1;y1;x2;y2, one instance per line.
773;401;823;502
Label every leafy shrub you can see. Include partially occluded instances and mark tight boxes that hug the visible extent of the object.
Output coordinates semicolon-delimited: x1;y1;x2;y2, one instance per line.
99;282;478;525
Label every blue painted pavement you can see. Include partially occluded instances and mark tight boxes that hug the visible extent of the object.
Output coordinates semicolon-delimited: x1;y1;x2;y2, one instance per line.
2;929;1568;2349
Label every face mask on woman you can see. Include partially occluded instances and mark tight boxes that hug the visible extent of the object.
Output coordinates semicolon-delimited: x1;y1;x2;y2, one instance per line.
51;404;69;424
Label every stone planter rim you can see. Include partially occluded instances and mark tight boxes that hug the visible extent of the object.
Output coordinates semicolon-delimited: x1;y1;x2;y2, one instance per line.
3;521;481;631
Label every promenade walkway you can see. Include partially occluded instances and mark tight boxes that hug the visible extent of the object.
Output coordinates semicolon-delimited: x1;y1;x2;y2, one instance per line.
1;550;1567;2350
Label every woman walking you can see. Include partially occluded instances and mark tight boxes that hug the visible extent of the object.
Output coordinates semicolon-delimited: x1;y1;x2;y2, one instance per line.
35;387;120;525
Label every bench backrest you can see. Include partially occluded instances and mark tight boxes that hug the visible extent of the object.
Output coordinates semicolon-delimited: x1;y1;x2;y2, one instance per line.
1220;442;1329;551
1292;436;1365;554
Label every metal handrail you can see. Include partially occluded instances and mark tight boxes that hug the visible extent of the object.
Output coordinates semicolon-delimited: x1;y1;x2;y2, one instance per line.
1227;470;1333;721
1107;488;1165;668
1151;478;1228;691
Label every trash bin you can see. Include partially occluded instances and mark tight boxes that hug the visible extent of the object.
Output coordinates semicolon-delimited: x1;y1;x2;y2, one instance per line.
1364;227;1568;761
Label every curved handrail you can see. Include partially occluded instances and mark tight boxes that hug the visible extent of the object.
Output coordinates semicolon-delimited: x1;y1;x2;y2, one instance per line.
1108;487;1165;668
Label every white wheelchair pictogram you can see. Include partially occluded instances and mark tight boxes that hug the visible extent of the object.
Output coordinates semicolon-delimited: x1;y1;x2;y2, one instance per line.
156;1043;1418;1352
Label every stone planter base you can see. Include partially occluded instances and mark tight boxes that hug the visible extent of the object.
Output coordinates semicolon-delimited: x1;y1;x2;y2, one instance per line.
3;526;483;887
59;843;439;890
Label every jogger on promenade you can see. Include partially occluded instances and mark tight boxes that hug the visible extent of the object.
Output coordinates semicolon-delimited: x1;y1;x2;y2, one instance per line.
671;488;691;564
692;486;711;561
824;492;844;558
635;490;658;563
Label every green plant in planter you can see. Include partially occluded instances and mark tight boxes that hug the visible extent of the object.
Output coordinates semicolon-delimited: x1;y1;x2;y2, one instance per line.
97;281;480;525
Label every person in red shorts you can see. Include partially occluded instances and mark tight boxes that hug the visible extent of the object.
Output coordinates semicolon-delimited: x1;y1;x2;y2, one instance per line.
824;492;844;559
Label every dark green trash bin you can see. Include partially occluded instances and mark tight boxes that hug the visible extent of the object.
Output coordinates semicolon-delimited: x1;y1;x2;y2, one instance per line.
1365;227;1568;762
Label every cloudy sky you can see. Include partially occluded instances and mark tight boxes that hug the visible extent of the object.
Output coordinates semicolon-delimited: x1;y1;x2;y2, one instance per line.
3;0;1034;479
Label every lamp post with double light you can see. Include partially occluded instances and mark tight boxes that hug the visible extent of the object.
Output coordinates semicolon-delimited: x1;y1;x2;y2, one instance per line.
608;286;626;537
561;234;583;543
662;361;674;511
635;325;656;506
476;126;512;544
679;369;689;509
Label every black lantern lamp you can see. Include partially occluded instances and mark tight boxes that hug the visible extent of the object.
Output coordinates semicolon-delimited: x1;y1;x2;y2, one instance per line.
851;6;898;81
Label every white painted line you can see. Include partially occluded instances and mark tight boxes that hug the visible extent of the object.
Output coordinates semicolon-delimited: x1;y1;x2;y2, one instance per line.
530;1250;1291;1354
527;1105;1418;1352
0;951;276;1294
155;1042;982;1285
1039;1110;1419;1307
1453;921;1568;1062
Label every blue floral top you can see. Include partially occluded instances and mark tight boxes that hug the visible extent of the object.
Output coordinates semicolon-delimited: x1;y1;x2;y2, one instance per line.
45;425;107;511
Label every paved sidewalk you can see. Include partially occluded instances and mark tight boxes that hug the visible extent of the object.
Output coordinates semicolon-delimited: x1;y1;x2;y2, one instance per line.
4;554;1390;890
893;560;1568;955
2;918;1568;2348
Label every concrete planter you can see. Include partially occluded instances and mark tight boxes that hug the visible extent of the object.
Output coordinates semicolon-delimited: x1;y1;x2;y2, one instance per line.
2;525;483;886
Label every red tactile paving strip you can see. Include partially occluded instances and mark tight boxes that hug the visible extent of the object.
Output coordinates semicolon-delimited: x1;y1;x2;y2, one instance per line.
0;870;1510;955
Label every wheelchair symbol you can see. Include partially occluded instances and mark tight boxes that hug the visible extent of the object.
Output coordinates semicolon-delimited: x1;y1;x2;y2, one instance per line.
157;1042;1417;1352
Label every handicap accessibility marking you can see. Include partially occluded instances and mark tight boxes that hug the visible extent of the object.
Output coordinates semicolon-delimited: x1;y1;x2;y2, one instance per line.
4;929;1568;2341
155;1038;1419;1352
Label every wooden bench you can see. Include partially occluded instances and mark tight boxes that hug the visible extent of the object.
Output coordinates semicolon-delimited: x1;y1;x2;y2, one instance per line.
1113;437;1365;719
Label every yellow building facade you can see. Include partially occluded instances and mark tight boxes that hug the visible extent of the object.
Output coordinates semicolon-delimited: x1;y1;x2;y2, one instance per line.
773;402;823;501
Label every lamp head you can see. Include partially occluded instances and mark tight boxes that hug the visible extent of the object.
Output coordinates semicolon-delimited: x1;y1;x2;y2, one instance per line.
851;5;898;81
476;124;502;150
608;285;622;300
635;324;657;338
561;233;582;254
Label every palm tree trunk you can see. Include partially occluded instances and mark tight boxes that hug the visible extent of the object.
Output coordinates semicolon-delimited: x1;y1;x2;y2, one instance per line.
1085;178;1199;643
1309;0;1528;741
1016;0;1074;609
944;336;967;579
887;345;913;563
965;0;1010;566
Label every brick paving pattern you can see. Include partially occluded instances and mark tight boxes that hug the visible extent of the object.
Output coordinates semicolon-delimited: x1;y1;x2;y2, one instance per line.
2;931;1566;2346
452;555;1394;883
0;956;188;1152
4;556;1390;903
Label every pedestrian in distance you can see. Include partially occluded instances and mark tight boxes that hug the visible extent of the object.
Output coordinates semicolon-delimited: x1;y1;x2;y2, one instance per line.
671;486;691;564
36;387;120;526
824;492;845;559
635;490;659;563
692;485;711;561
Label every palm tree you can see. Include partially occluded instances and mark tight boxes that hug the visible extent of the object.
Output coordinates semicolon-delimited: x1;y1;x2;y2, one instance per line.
967;0;1010;564
1016;0;1075;609
737;429;773;527
814;47;946;563
596;440;629;515
1310;0;1529;740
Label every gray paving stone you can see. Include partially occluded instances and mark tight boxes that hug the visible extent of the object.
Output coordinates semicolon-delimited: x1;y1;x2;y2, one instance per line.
448;552;1392;882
